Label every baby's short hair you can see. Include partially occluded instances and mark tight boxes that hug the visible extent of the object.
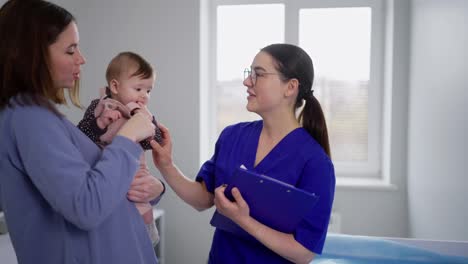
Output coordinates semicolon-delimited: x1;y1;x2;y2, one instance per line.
105;51;154;83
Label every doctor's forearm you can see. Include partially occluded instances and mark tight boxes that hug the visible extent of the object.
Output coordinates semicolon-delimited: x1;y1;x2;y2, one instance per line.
158;164;214;210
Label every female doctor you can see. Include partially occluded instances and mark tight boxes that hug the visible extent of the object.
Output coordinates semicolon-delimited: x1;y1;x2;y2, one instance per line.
151;43;335;264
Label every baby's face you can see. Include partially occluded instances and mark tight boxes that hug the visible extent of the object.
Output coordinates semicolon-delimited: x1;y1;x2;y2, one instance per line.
113;74;154;106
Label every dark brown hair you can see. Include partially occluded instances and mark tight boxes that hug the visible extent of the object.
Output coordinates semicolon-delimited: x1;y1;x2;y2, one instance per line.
0;0;80;115
261;43;331;157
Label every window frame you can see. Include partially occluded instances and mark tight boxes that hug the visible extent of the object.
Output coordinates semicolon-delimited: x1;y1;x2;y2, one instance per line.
203;0;387;181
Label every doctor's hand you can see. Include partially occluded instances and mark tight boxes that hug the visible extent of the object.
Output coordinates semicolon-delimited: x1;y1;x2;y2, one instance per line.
150;123;174;170
214;185;250;225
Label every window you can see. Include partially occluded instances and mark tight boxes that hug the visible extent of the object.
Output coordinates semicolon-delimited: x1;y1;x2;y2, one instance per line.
215;3;285;130
205;0;385;180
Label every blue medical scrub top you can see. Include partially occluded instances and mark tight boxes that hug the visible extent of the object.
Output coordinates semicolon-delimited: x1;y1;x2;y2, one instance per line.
196;121;335;264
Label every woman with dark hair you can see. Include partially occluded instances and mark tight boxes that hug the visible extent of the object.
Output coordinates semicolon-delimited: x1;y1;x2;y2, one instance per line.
151;43;335;263
0;1;160;263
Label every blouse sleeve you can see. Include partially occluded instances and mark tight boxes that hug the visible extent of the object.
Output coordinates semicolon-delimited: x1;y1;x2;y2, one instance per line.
11;106;142;230
294;156;335;254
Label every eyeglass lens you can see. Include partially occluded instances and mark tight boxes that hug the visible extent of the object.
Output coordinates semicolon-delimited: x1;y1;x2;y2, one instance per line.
244;68;255;84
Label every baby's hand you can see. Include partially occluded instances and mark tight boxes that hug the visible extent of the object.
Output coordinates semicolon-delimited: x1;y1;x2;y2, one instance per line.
96;109;122;129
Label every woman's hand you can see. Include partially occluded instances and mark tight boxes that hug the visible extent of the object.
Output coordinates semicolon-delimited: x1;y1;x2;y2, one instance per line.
133;103;153;120
150;123;173;170
117;112;155;142
127;169;164;203
214;185;250;225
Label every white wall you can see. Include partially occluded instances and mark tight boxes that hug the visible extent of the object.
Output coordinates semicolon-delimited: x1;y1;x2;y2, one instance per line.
408;0;468;241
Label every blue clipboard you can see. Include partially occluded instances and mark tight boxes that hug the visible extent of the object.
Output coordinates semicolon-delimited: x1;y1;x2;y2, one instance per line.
210;167;319;240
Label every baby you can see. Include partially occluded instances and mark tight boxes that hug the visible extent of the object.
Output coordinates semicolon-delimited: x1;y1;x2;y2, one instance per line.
78;51;164;246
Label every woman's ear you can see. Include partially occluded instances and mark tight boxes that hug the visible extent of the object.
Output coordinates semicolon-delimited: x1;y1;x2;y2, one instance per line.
285;78;299;98
109;79;119;94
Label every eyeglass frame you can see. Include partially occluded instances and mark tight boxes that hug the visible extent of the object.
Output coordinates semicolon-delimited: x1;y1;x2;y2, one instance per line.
244;67;281;86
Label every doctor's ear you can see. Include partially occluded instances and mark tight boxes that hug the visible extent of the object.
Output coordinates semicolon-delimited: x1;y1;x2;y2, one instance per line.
109;79;120;94
284;78;299;97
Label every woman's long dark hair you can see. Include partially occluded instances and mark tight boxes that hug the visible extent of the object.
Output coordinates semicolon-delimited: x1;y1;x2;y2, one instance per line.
261;43;331;157
0;0;79;115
